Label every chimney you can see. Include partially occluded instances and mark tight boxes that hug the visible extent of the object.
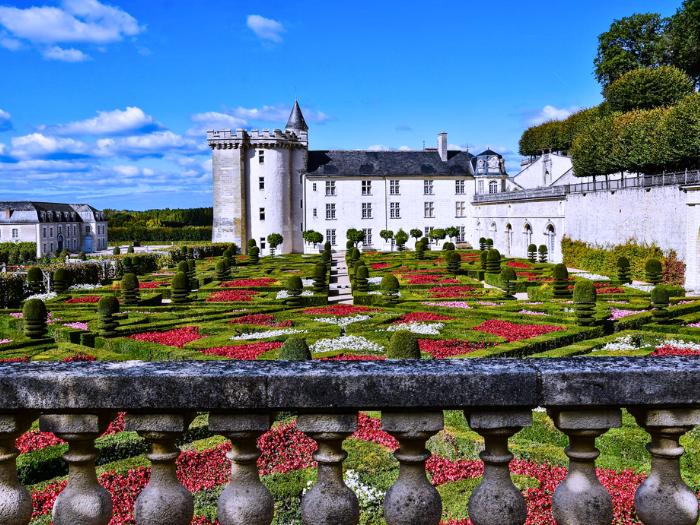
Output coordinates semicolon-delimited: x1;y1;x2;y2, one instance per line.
437;132;448;162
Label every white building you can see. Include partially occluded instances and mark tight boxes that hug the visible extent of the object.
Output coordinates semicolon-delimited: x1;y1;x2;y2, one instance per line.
0;202;108;258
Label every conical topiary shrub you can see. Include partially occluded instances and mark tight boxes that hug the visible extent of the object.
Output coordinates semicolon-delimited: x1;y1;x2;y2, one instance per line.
121;273;140;305
23;298;47;339
380;274;400;305
122;256;134;275
98;295;120;337
446;250;461;275
171;272;190;304
538;245;548;263
313;262;327;293
176;261;190;290
249;246;260;264
387;331;420;359
500;267;517;298
215;259;230;281
650;286;670;323
479;237;487;251
645;259;662;285
485;238;494;249
552;264;570;298
278;337;311;360
355;265;369;293
27;266;44;294
486;249;501;274
187;259;197;290
617;256;631;284
573;280;597;326
52;268;69;294
286;276;303;307
415;240;426;260
527;244;537;262
480;250;488;270
349;247;361;267
351;260;365;287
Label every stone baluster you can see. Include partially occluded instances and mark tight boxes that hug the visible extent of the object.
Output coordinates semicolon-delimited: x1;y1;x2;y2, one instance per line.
40;413;113;525
297;413;359;525
382;411;444;525
208;413;274;525
0;414;33;525
548;408;621;525
631;408;700;525
125;413;194;525
465;410;532;525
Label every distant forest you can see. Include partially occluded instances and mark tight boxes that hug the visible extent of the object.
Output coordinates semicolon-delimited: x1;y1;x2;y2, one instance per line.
105;208;213;242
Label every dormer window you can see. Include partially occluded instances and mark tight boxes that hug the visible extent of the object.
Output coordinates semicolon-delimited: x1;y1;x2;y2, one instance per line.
489;181;498;194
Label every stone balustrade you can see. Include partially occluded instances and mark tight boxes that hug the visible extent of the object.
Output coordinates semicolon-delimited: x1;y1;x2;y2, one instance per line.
0;357;699;525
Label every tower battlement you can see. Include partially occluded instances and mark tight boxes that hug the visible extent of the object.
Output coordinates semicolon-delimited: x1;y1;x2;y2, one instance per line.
207;128;307;149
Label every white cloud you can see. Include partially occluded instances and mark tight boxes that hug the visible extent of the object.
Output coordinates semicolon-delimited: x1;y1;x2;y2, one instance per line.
47;106;159;136
0;35;21;50
367;145;390;151
187;111;247;136
528;105;579;126
188;105;330;135
0;108;10;131
0;0;141;44
232;105;329;123
10;133;87;159
42;45;89;62
246;14;284;43
96;130;199;157
398;145;411;151
0;143;5;155
112;164;155;177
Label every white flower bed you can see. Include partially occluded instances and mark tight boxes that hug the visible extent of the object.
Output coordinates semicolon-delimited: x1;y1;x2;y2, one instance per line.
368;291;401;296
230;328;307;341
314;315;371;327
276;290;314;299
69;283;102;290
345;470;384;508
302;279;314;287
625;282;654;293
569;271;610;281
658;339;700;351
599;335;641;352
367;277;382;285
26;292;57;302
386;322;444;335
310;335;384;354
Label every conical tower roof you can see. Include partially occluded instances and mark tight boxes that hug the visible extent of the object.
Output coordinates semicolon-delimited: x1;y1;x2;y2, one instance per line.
286;100;308;132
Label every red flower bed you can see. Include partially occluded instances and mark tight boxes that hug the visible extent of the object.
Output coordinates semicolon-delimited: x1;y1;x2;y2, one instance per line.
65;295;102;304
405;273;459;285
352;413;398;449
319;354;387;361
473;320;564;342
507;261;532;269
229;313;292;327
206;290;259;302
199;342;283;360
257;421;317;475
18;412;125;454
371;262;391;270
429;285;476;298
593;282;626;294
419;339;493;358
303;304;378;316
222;278;278;287
517;272;542;280
61;353;96;362
652;344;700;357
0;356;29;363
396;311;454;323
139;281;168;289
129;326;202;347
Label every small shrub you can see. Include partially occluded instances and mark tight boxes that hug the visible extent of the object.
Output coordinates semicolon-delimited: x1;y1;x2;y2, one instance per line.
249;246;260;264
500;267;517;297
387;331;420;359
442;242;455;251
286;276;303;307
486;239;493;249
97;295;120;337
52;268;69;294
445;251;461;275
552;264;570;298
617;256;631;284
112;246;120;255
121;273;140;305
538;245;548;263
415;241;426;260
215;259;230;281
127;245;134;254
27;266;44;294
248;239;257;250
380;274;400;305
480;250;488;270
313;263;327;293
650;286;670;323
479;237;487;251
22;299;47;339
527;244;537;262
171;272;190;304
78;251;87;261
573;280;597;326
355;265;369;292
486;249;501;274
645;258;662;284
278;337;311;360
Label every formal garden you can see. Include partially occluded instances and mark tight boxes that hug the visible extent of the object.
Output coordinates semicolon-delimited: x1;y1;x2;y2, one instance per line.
1;237;699;525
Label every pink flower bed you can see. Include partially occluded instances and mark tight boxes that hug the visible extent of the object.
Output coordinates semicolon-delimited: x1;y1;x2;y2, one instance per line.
396;311;454;323
473;319;564;342
593;282;626;294
65;295;102;304
319;354;387;361
229;313;292;327
419;339;493;358
610;308;640;320
429;286;476;299
63;322;89;330
222;278;278;288
129;326;202;347
422;301;471;309
303;304;378;316
0;338;12;344
199;342;283;360
206;290;259;302
687;321;700;328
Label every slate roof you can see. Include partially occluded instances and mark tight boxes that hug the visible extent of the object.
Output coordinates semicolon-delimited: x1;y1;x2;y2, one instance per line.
306;150;475;177
0;202;104;223
286;101;308;132
477;148;502;157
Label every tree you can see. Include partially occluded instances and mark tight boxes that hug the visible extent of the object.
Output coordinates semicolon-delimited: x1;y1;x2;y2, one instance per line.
395;229;409;251
266;233;284;256
445;226;460;242
346;228;365;247
668;0;700;87
380;230;394;251
429;228;446;245
594;13;670;88
303;230;323;246
409;229;423;242
604;66;694;112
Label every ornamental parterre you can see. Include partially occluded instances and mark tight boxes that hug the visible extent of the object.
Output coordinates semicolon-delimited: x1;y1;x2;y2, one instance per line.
473;319;564;342
206;290;259;302
222;278;279;287
129;326;202;347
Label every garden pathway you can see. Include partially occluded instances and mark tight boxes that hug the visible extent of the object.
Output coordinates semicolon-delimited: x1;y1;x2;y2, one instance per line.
329;252;354;304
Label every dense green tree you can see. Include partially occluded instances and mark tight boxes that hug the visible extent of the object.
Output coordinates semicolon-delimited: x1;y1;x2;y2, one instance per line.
303;230;324;246
667;0;700;87
380;230;394;250
604;66;694;112
394;229;409;251
346;228;365;247
409;229;423;242
266;233;283;256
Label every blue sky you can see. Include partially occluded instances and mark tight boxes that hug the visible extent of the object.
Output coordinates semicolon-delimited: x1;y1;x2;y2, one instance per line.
0;0;680;210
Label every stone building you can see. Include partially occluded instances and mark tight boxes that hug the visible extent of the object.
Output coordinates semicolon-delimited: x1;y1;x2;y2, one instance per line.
0;202;108;258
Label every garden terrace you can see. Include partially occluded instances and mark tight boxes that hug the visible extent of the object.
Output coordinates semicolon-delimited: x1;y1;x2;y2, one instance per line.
0;358;699;525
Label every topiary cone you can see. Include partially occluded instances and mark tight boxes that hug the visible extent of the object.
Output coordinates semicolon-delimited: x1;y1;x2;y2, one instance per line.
53;268;69;294
23;298;47;339
500;267;517;298
171;272;190;304
616;256;631;284
26;266;44;294
97;295;120;337
486;249;501;274
380;274;400;305
573;280;597;326
278;337;311;360
313;263;327;293
286;276;303;307
355;265;369;293
645;259;662;285
121;273;140;305
650;286;670;323
215;259;230;281
552;264;570;298
387;331;420;359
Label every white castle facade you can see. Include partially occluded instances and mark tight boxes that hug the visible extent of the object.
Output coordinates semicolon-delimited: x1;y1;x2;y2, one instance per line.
209;102;700;290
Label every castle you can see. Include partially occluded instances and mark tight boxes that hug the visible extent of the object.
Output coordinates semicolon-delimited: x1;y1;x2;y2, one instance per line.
209;102;700;290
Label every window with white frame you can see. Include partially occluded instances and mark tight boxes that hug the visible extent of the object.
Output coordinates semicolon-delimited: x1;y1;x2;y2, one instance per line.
12;228;18;239
361;180;372;196
478;180;484;194
390;202;400;219
259;208;266;221
326;229;336;246
363;228;372;246
325;180;336;196
389;180;400;195
424;180;433;195
457;226;466;242
424;201;434;218
455;180;465;194
424;226;433;237
455;201;466;217
361;202;372;219
326;203;336;220
258;150;265;164
489;181;498;194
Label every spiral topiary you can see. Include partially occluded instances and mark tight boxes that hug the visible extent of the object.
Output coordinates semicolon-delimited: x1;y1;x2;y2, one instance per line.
645;258;662;285
500;267;517;298
538;245;548;263
313;262;327;293
486;249;501;274
286;275;304;307
480;250;488;270
171;272;190;304
573;280;597;326
617;256;631;284
52;268;69;294
26;266;44;294
479;237;487;251
215;259;230;281
380;274;400;305
121;273;140;305
355;265;369;293
650;286;670;323
97;295;120;337
486;238;494;249
22;298;47;339
324;241;332;254
445;250;461;275
187;259;197;290
387;331;420;359
415;240;426;260
552;264;570;298
278;337;311;360
527;244;537;262
249;246;260;264
122;256;134;275
349;247;361;267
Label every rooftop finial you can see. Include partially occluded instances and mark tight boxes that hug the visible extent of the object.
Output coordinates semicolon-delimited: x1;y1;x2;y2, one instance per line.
285;100;308;132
